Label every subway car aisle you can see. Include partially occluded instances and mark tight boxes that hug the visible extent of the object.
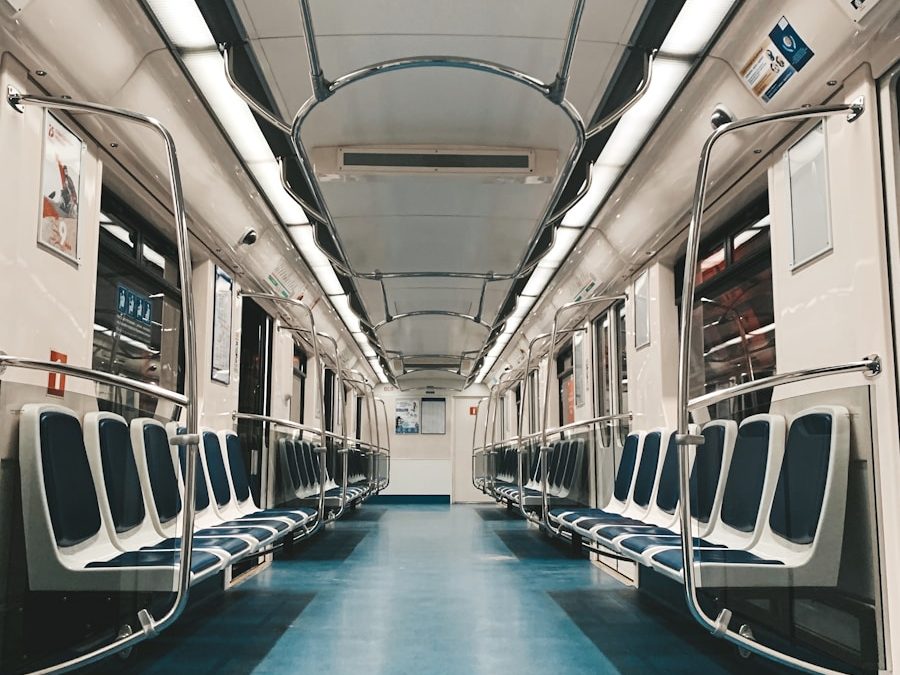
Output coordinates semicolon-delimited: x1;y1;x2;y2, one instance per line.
91;505;791;675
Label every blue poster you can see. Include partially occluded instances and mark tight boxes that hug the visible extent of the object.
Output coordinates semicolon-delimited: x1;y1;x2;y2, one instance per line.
116;284;152;325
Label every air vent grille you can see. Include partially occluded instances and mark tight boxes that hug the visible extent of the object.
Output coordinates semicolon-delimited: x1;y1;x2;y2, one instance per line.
338;147;534;174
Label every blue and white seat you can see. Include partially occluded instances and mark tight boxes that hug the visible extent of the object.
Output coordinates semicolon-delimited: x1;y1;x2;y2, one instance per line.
650;407;850;588
19;404;223;591
548;431;645;530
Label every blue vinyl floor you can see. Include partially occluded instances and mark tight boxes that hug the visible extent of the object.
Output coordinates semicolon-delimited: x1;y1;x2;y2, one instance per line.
94;504;794;675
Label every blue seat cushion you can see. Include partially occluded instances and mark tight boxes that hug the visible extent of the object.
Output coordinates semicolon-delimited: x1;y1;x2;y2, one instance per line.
146;536;251;557
594;524;673;541
620;534;720;555
195;526;275;541
250;508;314;522
220;517;290;532
87;550;221;575
652;547;783;572
552;508;614;523
573;515;644;530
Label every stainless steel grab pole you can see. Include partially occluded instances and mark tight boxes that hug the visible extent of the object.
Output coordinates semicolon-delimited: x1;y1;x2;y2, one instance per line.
675;98;865;675
7;93;198;675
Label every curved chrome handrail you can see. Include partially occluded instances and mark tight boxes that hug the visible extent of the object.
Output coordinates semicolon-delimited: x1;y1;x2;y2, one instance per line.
675;98;866;675
6;93;199;675
0;354;189;406
689;357;880;411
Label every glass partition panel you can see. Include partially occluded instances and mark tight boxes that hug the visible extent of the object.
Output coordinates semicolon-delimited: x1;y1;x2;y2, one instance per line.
0;381;185;673
687;384;883;672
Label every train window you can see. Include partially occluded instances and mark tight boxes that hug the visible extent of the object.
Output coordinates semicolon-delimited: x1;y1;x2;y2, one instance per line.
697;244;726;285
355;395;363;441
527;369;540;435
593;311;613;446
557;346;575;426
92;194;183;418
514;382;523;435
237;299;273;501
615;302;630;443
788;122;832;268
677;197;775;420
324;368;336;434
291;345;307;425
496;395;506;442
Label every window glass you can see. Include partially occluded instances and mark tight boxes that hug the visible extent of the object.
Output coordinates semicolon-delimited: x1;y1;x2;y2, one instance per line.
557;346;574;427
616;303;630;442
732;215;771;263
291;345;307;424
679;195;776;422
697;245;726;285
594;313;612;446
92;199;182;420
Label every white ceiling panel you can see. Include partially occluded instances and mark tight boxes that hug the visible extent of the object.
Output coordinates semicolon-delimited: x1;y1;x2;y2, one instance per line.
228;0;648;379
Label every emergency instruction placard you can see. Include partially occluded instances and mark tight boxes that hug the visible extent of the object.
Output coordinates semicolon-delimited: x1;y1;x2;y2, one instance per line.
740;17;814;103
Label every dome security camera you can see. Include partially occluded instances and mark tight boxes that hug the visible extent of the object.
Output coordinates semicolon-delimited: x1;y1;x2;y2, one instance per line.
240;228;258;246
710;104;736;130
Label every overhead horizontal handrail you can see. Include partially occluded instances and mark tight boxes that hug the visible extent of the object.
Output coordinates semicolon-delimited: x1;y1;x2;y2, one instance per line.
675;98;866;675
0;353;189;406
232;411;336;442
5;93;199;675
550;412;633;436
688;357;880;411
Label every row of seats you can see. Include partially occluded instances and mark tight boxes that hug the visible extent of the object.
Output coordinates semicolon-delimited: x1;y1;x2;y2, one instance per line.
18;404;338;592
491;440;585;506
278;439;378;508
549;407;850;588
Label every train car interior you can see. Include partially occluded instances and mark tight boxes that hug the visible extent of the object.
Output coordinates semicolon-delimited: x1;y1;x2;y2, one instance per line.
0;0;899;673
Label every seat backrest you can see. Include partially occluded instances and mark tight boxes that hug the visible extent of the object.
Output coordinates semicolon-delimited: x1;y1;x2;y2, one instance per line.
295;440;313;490
654;432;680;516
689;420;736;524
32;407;103;548
714;414;785;545
133;419;183;529
175;432;212;514
201;430;234;510
221;431;254;508
768;407;848;546
559;438;585;496
86;413;146;536
630;431;662;510
612;432;643;504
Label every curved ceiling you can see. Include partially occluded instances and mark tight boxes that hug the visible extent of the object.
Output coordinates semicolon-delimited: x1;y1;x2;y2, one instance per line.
219;0;649;386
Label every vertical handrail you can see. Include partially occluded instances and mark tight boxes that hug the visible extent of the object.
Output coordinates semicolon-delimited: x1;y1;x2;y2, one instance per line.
7;93;198;674
540;296;625;533
375;397;391;489
548;0;586;103
675;99;864;675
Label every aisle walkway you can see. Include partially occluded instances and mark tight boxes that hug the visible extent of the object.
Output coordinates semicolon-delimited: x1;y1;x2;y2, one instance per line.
96;504;790;675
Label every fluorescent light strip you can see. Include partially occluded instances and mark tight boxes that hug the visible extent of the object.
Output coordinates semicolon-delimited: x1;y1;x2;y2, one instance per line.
477;0;738;384
147;0;386;382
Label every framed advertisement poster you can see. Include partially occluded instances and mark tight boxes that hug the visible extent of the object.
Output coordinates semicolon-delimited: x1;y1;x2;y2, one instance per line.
395;399;420;434
421;398;446;435
211;266;233;384
38;111;84;264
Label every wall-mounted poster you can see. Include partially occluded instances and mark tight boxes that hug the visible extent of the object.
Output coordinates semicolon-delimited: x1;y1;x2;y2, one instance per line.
395;399;420;434
38;112;84;264
211;266;233;384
